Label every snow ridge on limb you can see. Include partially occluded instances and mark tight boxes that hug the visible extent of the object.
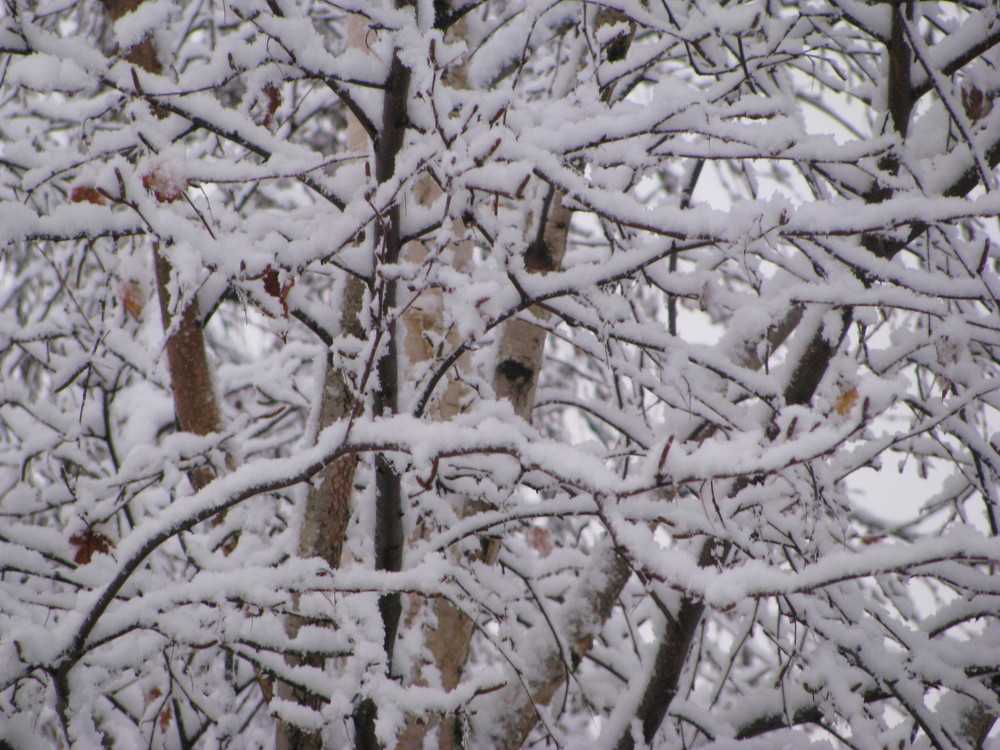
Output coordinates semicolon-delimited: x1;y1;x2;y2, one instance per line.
4;1;1000;749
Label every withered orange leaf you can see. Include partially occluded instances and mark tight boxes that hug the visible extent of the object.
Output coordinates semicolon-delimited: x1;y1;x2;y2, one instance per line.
70;186;106;205
835;387;859;418
142;164;187;203
119;280;145;320
262;83;282;128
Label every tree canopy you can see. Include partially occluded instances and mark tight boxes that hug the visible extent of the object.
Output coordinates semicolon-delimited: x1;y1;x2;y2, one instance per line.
2;0;1000;748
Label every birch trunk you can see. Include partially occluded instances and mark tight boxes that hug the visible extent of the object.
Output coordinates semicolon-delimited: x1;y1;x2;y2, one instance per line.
275;276;365;750
400;13;635;749
276;14;370;750
478;302;804;750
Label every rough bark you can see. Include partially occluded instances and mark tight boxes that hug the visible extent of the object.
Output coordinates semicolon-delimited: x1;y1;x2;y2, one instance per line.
152;250;225;491
957;695;997;750
296;279;365;569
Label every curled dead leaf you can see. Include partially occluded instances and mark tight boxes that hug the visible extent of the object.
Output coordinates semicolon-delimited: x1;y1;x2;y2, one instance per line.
962;85;993;123
246;265;295;318
262;83;282;129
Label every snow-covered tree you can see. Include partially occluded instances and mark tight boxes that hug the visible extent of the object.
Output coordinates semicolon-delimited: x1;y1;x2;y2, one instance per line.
3;1;1000;748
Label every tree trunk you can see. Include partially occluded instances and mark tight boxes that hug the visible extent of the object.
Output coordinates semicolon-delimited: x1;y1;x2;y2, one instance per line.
277;12;371;748
152;249;226;491
102;0;228;493
612;6;927;745
276;277;365;750
351;45;412;750
416;14;638;749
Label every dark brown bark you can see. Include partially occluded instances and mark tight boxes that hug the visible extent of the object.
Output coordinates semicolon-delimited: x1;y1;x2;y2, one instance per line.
352;50;411;750
618;589;706;749
782;307;854;410
616;308;855;749
886;3;913;141
371;51;411;665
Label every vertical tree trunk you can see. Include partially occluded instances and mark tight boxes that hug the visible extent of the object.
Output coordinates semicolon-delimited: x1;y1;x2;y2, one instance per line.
101;0;228;494
277;14;371;749
152;250;226;491
296;278;366;570
276;277;365;750
401;14;635;750
352;47;412;750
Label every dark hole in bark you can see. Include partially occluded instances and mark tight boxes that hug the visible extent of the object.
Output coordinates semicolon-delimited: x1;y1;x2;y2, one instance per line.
496;359;534;384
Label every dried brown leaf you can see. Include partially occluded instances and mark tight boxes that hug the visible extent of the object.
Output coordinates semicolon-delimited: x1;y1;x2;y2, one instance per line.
69;529;114;564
